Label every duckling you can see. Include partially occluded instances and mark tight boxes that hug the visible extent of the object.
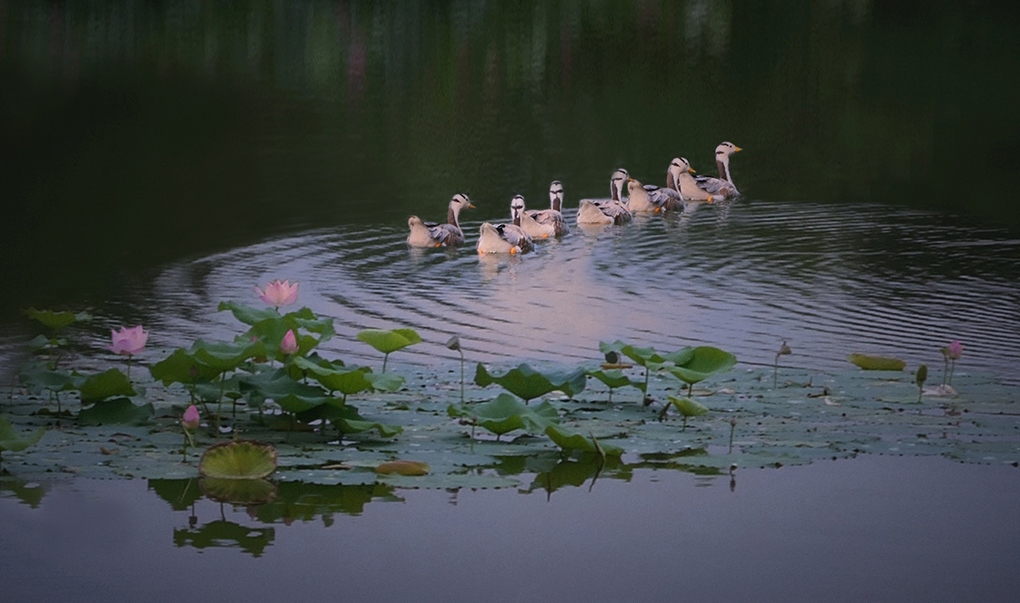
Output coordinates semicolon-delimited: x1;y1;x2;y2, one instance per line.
669;157;715;203
577;169;633;225
693;141;742;199
476;197;535;254
524;181;570;237
407;193;475;247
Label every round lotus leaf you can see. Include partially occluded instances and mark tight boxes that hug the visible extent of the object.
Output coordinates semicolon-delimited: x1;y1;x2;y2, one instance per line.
199;440;278;479
374;460;430;475
848;353;906;371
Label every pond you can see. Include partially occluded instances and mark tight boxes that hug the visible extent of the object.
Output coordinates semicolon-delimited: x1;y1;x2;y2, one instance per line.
2;1;1020;601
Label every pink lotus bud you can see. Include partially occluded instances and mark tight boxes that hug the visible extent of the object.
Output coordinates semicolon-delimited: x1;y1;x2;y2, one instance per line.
255;279;299;307
181;404;200;431
280;329;299;355
947;340;963;360
108;325;148;355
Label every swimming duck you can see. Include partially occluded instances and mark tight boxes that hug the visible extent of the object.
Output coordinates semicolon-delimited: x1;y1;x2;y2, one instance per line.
516;195;557;239
476;197;535;254
524;181;570;237
407;193;475;247
577;169;633;225
693;142;742;199
669;157;715;203
626;172;682;213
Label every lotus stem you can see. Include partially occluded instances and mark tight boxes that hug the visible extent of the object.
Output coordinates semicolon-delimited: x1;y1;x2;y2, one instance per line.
728;418;737;453
458;349;465;404
383;353;389;373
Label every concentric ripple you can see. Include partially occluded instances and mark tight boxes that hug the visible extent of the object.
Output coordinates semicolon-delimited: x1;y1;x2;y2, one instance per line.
139;200;1020;384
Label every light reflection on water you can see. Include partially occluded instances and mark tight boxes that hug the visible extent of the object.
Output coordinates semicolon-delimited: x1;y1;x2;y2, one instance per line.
141;198;1020;383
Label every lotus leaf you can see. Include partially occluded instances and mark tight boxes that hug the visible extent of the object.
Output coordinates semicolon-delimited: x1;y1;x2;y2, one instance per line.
448;393;560;436
0;416;45;453
18;364;76;395
474;362;586;402
23;308;92;330
544;424;623;456
150;348;226;385
375;460;430;475
585;368;639;395
191;340;267;372
78;368;136;403
848;353;907;371
664;346;737;392
357;328;423;354
78;398;154;426
199;440;278;479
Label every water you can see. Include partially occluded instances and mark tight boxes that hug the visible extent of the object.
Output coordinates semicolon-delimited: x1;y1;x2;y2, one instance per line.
3;2;1020;600
133;198;1020;385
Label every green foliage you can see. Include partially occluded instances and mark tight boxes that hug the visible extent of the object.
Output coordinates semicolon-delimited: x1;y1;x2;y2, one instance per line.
848;353;906;371
663;346;738;392
356;328;422;355
78;368;137;404
22;308;92;330
199;440;278;479
544;424;623;456
448;393;560;436
0;416;45;453
18;363;76;395
199;478;278;505
474;362;586;402
585;368;641;397
78;398;154;426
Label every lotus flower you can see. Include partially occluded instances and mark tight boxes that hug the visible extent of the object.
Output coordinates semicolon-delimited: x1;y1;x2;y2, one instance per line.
255;279;299;308
109;325;148;355
280;329;299;355
946;340;964;360
181;405;200;431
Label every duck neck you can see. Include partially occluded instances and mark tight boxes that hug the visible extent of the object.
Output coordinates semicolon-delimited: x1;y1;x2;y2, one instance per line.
551;195;561;212
666;170;678;192
448;204;460;228
513;213;522;227
717;158;732;184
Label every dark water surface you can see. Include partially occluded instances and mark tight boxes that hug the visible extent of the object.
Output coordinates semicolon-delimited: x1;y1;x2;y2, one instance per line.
3;456;1020;602
3;2;1020;600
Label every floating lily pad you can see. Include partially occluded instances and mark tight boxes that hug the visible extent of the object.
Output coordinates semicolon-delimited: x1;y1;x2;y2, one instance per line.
199;440;278;479
375;460;430;475
544;424;623;456
664;346;738;392
22;308;92;330
848;353;907;371
78;368;136;404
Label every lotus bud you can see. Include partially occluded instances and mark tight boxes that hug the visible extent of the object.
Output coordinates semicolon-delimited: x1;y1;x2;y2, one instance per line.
255;279;299;308
181;404;200;431
946;340;963;360
109;325;148;355
445;335;461;352
280;329;299;355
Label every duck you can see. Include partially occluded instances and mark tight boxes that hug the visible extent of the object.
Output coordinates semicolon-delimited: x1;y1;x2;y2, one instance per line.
516;195;557;239
524;181;570;237
626;172;682;213
407;193;475;247
693;142;741;199
669;157;716;203
476;196;535;254
577;169;633;225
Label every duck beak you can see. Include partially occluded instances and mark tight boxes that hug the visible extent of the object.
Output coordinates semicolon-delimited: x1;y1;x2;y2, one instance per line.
688;167;697;174
733;146;743;153
468;203;476;209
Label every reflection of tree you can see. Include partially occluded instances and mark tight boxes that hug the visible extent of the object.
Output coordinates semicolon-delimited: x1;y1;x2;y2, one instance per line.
173;520;275;558
0;473;48;509
251;481;401;526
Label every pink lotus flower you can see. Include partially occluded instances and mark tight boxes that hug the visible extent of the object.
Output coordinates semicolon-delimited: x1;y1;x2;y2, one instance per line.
181;405;200;431
280;329;299;355
109;325;148;355
255;279;299;308
946;340;963;360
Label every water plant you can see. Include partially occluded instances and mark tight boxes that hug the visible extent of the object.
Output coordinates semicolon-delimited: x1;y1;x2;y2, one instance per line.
474;362;586;404
664;396;710;430
774;340;791;387
662;346;738;397
584;368;638;403
357;328;422;372
181;405;200;461
847;353;906;371
446;335;465;404
941;340;963;386
108;325;148;377
255;279;299;309
448;393;560;440
0;415;45;463
915;365;928;403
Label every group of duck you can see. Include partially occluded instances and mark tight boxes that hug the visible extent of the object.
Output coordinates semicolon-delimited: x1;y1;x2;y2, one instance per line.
406;142;742;254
